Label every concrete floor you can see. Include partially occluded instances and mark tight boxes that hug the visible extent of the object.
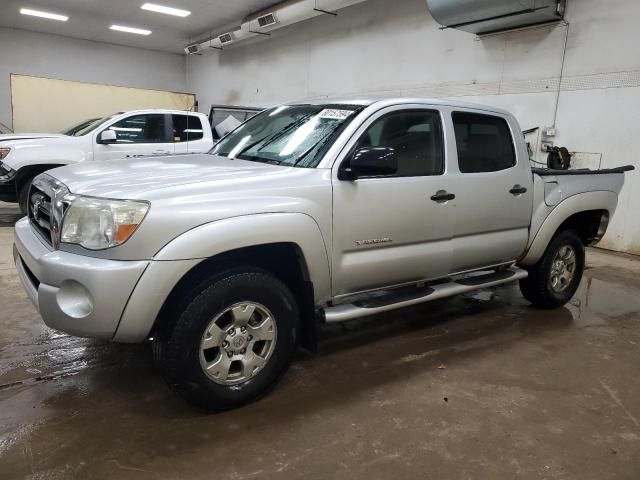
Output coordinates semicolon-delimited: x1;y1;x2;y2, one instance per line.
1;202;640;479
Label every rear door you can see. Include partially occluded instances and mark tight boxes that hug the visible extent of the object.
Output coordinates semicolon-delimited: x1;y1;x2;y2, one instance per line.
449;110;533;272
93;113;174;161
331;106;455;297
172;114;208;154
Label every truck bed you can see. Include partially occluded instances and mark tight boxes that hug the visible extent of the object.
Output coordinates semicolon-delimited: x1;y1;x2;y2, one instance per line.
532;165;634;176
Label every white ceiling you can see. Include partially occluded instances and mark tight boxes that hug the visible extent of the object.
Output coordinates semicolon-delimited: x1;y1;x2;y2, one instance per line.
0;0;282;53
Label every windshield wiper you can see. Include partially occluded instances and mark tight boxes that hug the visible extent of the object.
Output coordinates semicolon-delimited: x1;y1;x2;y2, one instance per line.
291;132;336;168
246;157;283;165
214;135;268;159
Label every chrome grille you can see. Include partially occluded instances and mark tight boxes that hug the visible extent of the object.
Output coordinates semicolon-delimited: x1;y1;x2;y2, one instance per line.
28;174;70;249
29;186;53;245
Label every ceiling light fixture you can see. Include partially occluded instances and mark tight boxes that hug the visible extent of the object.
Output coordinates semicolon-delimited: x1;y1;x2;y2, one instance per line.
110;25;152;35
140;3;191;17
20;8;68;21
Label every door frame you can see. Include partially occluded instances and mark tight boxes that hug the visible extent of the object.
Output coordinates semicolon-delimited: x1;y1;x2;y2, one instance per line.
443;107;534;273
328;103;456;297
92;113;175;159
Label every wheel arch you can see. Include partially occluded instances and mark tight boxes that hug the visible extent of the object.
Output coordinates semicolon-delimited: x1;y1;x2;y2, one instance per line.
114;213;331;349
15;164;67;194
520;191;616;266
151;242;317;348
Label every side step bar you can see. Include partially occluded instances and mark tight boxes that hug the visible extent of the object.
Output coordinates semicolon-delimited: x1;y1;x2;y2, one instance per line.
322;267;528;323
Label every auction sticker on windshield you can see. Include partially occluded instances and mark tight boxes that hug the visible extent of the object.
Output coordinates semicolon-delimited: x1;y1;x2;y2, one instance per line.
318;109;354;120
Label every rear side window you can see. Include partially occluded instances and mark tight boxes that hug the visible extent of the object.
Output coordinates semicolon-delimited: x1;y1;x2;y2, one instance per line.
452;112;515;173
172;114;204;142
107;114;168;143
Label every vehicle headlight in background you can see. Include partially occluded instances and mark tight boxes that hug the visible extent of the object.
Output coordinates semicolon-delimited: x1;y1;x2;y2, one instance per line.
0;148;10;160
60;196;150;250
0;161;16;181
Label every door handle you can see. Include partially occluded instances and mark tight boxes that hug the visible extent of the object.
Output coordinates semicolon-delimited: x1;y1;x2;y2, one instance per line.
509;185;528;195
430;190;455;202
152;149;169;155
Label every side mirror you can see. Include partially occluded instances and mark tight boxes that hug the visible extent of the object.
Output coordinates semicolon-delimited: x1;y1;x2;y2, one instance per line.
99;130;117;144
340;147;398;180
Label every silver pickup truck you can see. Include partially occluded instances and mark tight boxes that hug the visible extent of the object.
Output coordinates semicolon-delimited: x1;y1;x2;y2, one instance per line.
13;98;634;411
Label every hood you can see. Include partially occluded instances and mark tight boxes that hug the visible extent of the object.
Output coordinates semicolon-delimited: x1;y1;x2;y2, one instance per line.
0;133;66;143
0;135;85;170
48;154;295;199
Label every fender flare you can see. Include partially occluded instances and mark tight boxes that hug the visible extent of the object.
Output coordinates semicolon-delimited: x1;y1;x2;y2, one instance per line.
154;212;331;297
114;213;331;342
520;191;617;266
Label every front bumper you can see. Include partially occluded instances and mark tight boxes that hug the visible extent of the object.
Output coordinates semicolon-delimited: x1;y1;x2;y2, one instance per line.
13;218;149;340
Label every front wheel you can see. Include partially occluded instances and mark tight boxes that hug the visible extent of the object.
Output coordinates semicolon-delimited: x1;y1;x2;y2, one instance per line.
155;269;298;411
519;230;585;309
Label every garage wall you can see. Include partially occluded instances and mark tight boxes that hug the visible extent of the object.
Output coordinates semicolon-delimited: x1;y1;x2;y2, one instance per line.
11;75;195;133
0;27;187;131
187;0;640;255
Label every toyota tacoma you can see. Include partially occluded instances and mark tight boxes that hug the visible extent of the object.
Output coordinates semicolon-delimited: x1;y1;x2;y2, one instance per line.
13;98;633;411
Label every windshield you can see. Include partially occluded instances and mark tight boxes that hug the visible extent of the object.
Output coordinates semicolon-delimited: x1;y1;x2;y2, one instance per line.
61;115;115;137
211;104;361;168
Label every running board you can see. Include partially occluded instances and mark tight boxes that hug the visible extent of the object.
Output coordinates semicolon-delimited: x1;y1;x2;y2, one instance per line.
322;267;528;323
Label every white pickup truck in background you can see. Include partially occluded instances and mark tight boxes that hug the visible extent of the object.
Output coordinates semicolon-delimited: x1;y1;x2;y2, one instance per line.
0;109;213;212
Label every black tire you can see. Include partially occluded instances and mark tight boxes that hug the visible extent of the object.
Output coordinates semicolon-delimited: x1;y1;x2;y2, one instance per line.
18;178;33;215
519;230;585;309
155;268;298;412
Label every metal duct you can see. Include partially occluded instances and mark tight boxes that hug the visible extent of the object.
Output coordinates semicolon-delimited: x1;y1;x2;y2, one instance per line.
425;0;566;35
186;0;368;54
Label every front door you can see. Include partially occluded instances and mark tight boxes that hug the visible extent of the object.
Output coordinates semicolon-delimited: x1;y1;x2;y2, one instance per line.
448;110;533;272
93;113;174;161
331;106;455;297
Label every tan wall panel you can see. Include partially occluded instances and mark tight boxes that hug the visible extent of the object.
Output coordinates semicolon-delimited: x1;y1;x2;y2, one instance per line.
11;74;195;133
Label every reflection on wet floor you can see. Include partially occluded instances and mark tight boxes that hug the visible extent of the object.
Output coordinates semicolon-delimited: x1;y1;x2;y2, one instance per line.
1;218;640;479
567;275;640;327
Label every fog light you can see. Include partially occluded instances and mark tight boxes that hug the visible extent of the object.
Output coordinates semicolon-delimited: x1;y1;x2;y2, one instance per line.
56;280;94;318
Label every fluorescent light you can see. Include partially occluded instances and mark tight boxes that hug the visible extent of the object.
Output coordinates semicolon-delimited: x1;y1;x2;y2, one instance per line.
20;8;68;21
110;25;152;36
141;3;191;17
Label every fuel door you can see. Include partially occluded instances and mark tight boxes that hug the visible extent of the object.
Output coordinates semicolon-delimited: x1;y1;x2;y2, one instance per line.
543;176;562;206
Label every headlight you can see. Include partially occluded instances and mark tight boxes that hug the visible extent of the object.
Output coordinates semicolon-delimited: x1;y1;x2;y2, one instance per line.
0;148;10;160
61;196;150;250
0;161;16;181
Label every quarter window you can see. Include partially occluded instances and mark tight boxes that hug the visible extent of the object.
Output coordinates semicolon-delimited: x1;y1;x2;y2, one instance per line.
452;112;516;173
355;110;444;177
106;114;168;143
172;114;204;142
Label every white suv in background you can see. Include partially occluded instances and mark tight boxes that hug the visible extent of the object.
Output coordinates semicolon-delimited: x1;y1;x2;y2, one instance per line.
0;109;213;212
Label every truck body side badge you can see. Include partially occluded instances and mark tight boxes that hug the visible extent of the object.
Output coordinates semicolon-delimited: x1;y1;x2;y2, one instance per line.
355;237;393;246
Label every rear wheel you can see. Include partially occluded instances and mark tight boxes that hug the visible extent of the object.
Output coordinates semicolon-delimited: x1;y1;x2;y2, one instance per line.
519;230;585;309
155;269;298;411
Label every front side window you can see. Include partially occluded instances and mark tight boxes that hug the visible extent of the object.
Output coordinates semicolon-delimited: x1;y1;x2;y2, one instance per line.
452;112;516;173
353;110;444;177
172;114;204;142
106;114;168;144
211;104;361;167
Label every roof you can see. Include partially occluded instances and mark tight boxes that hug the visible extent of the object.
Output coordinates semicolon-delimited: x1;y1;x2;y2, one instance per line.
286;97;512;116
118;109;207;116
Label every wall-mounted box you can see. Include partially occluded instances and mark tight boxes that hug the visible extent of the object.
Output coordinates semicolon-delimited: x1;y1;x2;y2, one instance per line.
425;0;566;35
